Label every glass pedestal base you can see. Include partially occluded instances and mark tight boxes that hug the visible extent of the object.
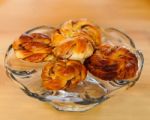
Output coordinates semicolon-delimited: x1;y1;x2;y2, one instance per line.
50;102;99;112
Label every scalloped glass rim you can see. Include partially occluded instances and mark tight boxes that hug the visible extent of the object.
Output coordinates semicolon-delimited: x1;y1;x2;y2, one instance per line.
4;26;144;111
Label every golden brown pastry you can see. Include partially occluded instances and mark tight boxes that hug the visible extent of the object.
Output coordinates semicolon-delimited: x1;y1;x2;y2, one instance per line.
84;44;138;80
13;33;54;62
51;19;101;47
41;60;87;90
53;35;94;61
51;19;102;61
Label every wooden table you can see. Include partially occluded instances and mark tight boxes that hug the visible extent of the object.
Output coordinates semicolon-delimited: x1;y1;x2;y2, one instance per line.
0;0;150;120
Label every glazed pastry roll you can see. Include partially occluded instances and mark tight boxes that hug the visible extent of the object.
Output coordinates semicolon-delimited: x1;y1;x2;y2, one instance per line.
13;33;54;62
41;60;87;90
53;35;94;61
84;45;138;80
51;19;101;47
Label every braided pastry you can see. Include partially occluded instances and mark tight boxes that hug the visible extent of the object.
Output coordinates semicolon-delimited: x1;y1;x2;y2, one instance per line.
53;35;94;61
51;19;101;47
13;33;54;62
84;44;138;80
41;60;87;90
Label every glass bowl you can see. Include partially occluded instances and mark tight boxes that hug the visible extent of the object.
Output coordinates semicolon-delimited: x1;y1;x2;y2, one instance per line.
4;26;144;112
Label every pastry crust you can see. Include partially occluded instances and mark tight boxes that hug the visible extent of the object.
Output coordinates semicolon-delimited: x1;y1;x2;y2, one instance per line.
41;60;87;90
84;45;138;80
13;33;54;62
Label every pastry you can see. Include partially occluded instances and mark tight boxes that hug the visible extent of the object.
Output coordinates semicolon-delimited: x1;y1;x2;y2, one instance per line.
51;19;101;47
41;60;87;90
84;44;138;80
51;19;102;61
13;33;54;62
53;35;94;61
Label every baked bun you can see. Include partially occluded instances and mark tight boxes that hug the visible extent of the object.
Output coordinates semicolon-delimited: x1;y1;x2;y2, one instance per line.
41;60;87;90
53;35;94;61
51;19;101;47
13;33;54;62
84;45;138;80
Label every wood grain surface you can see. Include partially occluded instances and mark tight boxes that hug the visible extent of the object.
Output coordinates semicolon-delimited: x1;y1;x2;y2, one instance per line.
0;0;150;120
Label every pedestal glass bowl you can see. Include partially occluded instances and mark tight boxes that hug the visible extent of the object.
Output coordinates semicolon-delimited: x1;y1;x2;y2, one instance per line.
4;26;144;112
